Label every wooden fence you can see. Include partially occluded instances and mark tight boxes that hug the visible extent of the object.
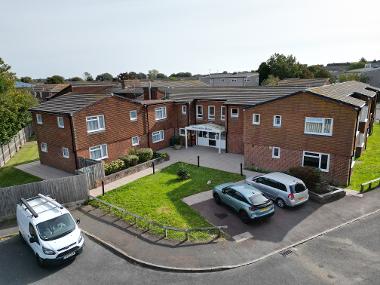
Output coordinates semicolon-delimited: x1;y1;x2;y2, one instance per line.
0;174;88;222
0;125;34;167
76;157;105;189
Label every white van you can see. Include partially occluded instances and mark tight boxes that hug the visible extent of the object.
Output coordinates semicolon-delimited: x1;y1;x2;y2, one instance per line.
16;194;84;266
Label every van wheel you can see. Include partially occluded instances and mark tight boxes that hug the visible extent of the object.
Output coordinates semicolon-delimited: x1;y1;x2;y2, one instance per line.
276;198;286;208
36;254;45;267
19;231;25;243
239;210;250;224
213;193;221;205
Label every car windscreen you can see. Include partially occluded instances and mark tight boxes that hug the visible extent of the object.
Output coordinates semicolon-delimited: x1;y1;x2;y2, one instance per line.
249;194;268;205
291;183;307;193
36;213;75;241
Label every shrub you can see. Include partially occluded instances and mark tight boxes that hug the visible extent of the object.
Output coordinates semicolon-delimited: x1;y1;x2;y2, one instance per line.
170;135;181;146
177;164;190;180
120;154;139;167
104;159;126;175
133;148;153;163
153;152;170;161
288;166;321;191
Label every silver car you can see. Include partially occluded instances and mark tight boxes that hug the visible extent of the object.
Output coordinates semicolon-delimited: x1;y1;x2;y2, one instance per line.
245;172;309;208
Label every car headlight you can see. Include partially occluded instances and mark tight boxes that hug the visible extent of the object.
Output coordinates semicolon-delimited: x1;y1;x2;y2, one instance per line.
42;247;55;255
77;234;83;244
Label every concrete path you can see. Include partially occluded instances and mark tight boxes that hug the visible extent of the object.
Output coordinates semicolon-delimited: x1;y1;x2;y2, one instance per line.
73;189;380;270
15;161;73;180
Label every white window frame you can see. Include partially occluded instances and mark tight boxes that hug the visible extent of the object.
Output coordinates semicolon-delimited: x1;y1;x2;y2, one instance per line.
221;106;226;121
230;108;239;118
304;117;333;136
272;147;280;158
86;115;105;133
57;116;64;128
181;105;187;115
36;114;43;125
131;136;140;146
252;113;260;125
130;110;138;121
62;147;69;158
302;151;330;172
152;130;165;143
208;105;215;120
179;128;186;136
155;106;167;121
196;105;203;119
40;142;47;153
89;144;108;161
273;115;282;128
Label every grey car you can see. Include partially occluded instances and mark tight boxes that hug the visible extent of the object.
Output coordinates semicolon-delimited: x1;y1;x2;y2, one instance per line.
245;172;309;208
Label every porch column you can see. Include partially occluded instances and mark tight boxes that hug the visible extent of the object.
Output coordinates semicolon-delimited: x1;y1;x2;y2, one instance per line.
218;131;221;154
185;128;188;149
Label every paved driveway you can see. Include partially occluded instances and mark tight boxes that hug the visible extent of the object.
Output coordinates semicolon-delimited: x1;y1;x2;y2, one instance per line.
15;161;73;180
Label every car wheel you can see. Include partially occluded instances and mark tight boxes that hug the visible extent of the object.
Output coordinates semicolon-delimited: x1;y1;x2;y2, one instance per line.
36;254;45;267
213;193;221;205
239;210;250;224
276;198;286;208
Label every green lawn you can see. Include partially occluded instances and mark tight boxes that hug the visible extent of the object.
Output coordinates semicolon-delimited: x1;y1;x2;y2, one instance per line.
349;123;380;191
0;141;41;187
93;162;243;240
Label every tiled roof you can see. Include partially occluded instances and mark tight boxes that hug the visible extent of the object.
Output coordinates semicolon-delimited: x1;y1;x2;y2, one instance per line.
307;81;378;108
32;84;70;93
168;87;305;106
30;93;109;115
123;80;209;88
277;78;330;87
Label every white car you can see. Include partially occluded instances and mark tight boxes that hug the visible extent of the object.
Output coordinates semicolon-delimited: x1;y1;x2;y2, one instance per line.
17;194;84;266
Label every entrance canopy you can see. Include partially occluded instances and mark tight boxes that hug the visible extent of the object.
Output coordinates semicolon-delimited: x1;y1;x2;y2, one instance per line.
185;123;225;133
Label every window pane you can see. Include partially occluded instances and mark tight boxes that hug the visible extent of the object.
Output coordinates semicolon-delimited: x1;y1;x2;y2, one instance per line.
303;155;320;168
99;116;105;128
320;154;328;170
324;119;332;133
305;121;323;133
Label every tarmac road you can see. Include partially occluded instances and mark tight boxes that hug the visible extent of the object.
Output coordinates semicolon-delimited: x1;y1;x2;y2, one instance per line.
1;210;379;285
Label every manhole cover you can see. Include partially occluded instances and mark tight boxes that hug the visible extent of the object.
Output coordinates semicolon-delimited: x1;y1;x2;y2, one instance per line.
215;213;228;219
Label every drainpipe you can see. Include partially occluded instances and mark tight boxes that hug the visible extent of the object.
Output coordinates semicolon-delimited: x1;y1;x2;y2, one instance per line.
348;109;360;185
225;105;229;153
69;115;79;170
145;105;150;148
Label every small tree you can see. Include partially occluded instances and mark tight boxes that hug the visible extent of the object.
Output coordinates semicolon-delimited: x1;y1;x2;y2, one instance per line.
20;76;33;83
68;76;83;81
148;69;159;80
83;72;94;81
262;75;280;86
95;73;113;81
46;75;65;84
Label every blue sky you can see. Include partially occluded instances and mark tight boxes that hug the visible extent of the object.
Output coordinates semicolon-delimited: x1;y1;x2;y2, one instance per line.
1;0;379;78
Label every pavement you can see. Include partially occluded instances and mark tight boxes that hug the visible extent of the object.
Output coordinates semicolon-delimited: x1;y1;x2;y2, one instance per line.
15;161;73;180
70;188;380;270
1;210;379;284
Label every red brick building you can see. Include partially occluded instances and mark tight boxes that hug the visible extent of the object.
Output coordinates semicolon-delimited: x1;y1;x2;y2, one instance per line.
31;81;378;186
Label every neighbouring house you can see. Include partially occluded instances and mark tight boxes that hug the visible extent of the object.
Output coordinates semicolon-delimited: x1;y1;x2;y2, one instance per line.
277;78;330;87
31;84;71;101
199;72;259;87
30;81;379;186
345;65;380;88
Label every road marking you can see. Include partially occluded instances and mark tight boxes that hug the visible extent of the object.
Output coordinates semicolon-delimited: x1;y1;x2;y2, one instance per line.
232;232;253;242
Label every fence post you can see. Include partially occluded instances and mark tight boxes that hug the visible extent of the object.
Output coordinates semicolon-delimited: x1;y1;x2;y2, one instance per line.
185;230;189;241
164;228;168;238
360;184;364;193
102;180;105;196
240;163;243;176
152;161;155;174
217;228;221;239
197;155;200;167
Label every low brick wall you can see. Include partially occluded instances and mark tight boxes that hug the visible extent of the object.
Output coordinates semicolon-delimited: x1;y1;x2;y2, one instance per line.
101;157;168;185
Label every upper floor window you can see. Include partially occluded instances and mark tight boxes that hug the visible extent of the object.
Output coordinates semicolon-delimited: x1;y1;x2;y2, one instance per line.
152;130;165;143
131;136;139;146
273;115;282;127
86;115;105;133
231;108;239;118
155;106;167;121
36;114;43;125
221;106;226;121
40;142;48;153
89;144;108;160
196;105;203;119
62;147;69;158
302;151;330;172
130;110;137;121
208;106;215;120
304;117;333;136
57;116;64;128
182;105;187;115
252;114;260;125
179;128;186;136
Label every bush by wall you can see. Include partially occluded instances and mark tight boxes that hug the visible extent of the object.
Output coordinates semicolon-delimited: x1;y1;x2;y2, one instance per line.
120;154;139;167
104;159;126;175
132;148;153;163
288;166;321;191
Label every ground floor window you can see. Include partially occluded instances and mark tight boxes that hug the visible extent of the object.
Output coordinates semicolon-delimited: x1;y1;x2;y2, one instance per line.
89;144;108;160
62;147;69;158
302;151;330;172
40;142;48;153
179;128;186;136
131;136;139;146
272;147;280;158
152;130;165;143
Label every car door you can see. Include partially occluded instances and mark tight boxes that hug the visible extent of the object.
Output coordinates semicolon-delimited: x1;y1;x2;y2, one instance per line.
220;187;234;205
252;177;274;199
28;223;40;254
267;179;288;200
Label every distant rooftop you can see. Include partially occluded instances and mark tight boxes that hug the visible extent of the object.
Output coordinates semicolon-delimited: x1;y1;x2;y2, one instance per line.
200;72;258;79
277;78;330;87
123;79;208;89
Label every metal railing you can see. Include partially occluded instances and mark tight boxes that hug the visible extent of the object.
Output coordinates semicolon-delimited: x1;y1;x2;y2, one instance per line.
89;195;227;240
360;177;380;193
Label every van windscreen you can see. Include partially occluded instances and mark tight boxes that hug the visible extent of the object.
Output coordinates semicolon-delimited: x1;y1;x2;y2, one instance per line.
36;213;75;241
